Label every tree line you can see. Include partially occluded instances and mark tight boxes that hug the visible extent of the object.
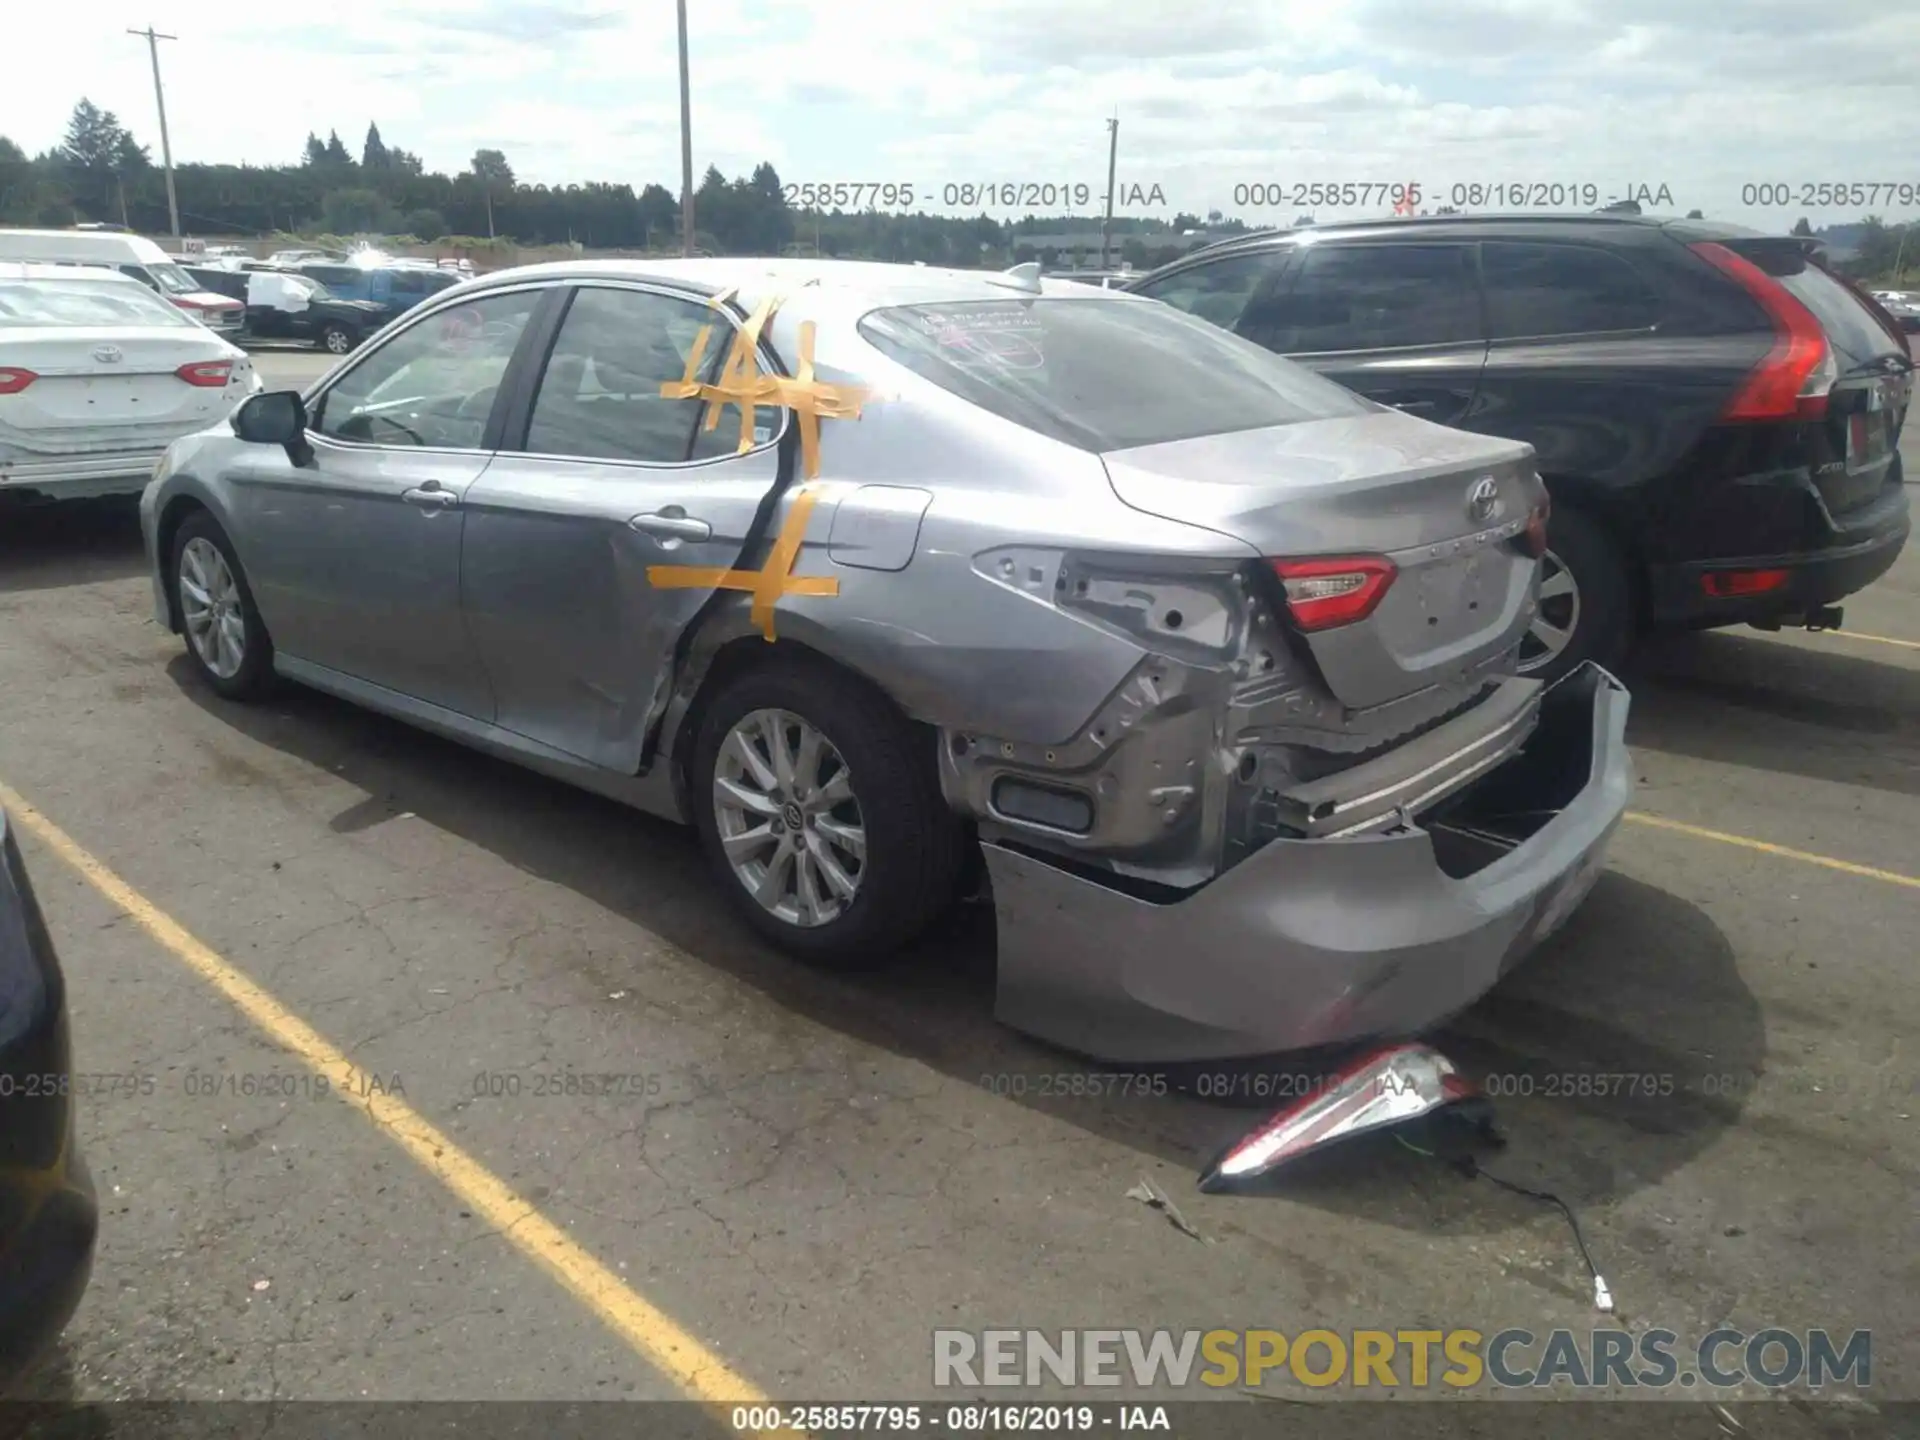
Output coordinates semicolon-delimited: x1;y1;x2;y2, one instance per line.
0;100;1217;269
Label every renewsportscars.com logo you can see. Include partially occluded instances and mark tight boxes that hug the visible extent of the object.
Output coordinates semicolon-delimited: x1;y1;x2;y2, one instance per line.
932;1327;1872;1392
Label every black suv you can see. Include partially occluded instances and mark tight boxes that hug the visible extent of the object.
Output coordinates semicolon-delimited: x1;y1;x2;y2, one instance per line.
1126;215;1913;678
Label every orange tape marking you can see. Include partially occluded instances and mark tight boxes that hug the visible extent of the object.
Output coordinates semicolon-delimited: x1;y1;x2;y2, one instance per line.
645;484;839;642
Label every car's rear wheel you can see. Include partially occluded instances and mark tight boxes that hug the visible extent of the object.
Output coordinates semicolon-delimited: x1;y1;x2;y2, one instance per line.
691;656;968;968
1516;505;1632;681
171;513;274;701
320;324;356;355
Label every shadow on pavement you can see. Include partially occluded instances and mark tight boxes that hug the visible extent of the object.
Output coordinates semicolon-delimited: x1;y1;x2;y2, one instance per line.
1623;629;1920;796
0;498;147;597
167;654;1756;1240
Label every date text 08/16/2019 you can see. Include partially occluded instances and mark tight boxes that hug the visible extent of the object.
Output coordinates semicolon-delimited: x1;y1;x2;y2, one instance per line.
1231;181;1676;210
781;182;1168;212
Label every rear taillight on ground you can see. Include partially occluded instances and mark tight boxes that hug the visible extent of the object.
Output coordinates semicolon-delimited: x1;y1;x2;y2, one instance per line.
1689;241;1835;421
1701;567;1790;598
0;367;37;395
1268;556;1397;632
176;360;235;387
1521;500;1551;559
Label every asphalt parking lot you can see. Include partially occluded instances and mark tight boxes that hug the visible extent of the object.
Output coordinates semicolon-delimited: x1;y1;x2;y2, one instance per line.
0;347;1915;1420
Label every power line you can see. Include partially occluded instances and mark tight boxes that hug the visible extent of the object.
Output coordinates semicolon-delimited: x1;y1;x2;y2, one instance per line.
127;25;181;237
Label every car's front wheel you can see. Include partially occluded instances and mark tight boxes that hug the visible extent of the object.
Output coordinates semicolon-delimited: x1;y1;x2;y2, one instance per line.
320;324;356;355
171;512;274;701
690;656;968;967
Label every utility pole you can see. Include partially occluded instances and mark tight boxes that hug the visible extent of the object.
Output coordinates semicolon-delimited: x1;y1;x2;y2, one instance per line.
676;0;695;256
128;26;181;238
1099;114;1118;270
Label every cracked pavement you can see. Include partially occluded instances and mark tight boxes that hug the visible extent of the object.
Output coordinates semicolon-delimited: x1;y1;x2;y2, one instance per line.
0;368;1915;1408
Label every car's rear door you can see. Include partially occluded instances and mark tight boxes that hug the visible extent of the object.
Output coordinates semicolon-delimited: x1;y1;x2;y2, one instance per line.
459;281;786;773
1248;241;1488;425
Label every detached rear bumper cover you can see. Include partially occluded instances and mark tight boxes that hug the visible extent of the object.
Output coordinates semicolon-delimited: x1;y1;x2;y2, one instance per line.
987;664;1632;1064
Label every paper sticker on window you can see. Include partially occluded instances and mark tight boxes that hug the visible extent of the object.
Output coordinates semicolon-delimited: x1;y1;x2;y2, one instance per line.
754;423;773;444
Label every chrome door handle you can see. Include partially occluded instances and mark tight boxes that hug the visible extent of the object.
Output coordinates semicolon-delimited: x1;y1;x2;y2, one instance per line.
402;483;457;511
628;511;712;541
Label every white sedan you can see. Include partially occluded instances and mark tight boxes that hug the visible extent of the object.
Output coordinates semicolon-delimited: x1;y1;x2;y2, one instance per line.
0;263;260;501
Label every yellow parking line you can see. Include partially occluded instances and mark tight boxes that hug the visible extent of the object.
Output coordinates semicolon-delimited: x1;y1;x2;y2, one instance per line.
1624;810;1920;891
0;778;790;1422
1829;629;1920;652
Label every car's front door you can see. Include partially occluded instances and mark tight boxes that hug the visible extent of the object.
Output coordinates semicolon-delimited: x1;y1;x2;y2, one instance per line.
226;284;549;718
1246;242;1489;424
460;281;786;772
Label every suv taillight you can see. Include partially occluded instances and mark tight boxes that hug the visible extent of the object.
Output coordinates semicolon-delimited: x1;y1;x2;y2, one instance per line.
1521;499;1551;559
1269;556;1397;632
176;360;234;387
1689;241;1835;422
0;367;37;395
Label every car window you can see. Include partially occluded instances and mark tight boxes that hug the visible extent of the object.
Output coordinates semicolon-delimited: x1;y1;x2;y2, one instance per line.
1262;243;1482;352
521;286;748;464
1780;265;1907;368
1131;253;1284;333
305;266;361;288
147;262;200;296
859;297;1373;453
1482;242;1660;339
116;264;159;290
389;270;428;295
311;289;543;450
0;276;194;329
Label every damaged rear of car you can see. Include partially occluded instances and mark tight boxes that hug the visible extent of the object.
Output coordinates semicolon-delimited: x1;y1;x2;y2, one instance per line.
852;291;1632;1062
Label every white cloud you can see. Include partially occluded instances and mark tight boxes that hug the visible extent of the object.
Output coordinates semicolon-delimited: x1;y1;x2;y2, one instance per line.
3;0;1917;227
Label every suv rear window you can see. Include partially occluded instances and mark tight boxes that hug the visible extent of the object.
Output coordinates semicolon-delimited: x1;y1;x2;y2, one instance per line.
857;297;1371;452
1780;265;1907;369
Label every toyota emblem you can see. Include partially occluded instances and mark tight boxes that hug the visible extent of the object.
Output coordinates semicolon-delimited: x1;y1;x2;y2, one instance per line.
1466;476;1499;522
93;344;124;364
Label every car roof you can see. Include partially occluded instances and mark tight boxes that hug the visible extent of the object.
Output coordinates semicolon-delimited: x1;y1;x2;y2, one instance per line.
0;260;147;285
1169;211;1783;262
462;257;1133;311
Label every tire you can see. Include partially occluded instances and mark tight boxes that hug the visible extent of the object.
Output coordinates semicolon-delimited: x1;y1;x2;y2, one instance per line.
320;324;356;355
170;512;275;701
690;654;968;968
1516;504;1633;681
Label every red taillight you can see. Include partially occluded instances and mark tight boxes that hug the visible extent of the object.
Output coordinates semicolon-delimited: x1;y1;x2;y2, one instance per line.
1269;556;1397;632
1701;568;1790;598
1521;499;1551;559
1689;241;1835;422
176;360;234;387
0;367;37;395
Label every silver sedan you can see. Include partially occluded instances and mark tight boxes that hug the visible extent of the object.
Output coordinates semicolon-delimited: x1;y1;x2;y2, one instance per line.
140;258;1631;1064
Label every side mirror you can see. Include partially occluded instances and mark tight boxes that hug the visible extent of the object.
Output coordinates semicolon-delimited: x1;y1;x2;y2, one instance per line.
232;390;314;467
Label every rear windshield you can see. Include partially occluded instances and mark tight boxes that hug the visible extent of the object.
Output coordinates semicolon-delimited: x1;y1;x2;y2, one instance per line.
0;277;192;329
857;297;1372;451
1781;266;1907;368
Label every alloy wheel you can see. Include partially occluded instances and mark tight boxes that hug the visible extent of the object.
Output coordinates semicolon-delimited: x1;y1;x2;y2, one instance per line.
1517;548;1581;674
324;329;352;354
712;708;866;928
179;536;247;680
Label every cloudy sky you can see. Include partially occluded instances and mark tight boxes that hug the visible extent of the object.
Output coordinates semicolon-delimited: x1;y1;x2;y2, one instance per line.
6;0;1918;229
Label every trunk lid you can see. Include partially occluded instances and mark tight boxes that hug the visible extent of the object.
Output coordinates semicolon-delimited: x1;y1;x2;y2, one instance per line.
0;326;247;457
1103;412;1544;710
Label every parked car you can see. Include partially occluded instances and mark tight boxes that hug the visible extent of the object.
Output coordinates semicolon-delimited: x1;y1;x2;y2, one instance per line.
293;261;462;318
0;807;99;1391
140;258;1630;1064
1125;215;1913;678
266;248;346;268
0;229;245;338
243;272;393;354
1;263;260;502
